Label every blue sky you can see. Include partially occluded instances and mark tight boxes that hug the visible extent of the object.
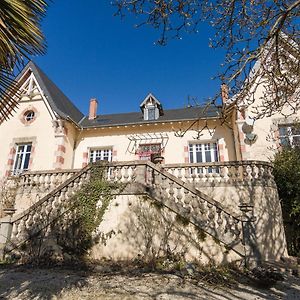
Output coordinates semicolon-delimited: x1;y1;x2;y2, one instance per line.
33;1;226;115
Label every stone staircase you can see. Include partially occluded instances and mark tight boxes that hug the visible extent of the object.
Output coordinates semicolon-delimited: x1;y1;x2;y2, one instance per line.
2;161;248;258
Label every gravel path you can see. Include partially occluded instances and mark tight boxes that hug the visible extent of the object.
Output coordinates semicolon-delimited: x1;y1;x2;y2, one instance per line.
0;266;299;299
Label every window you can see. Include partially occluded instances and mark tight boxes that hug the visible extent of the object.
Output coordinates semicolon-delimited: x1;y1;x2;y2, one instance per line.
138;144;161;161
189;142;219;174
89;149;112;163
189;143;219;163
278;124;300;147
147;106;156;120
13;144;32;175
24;110;35;122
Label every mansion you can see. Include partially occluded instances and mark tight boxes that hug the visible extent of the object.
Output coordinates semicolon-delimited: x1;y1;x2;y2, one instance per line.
0;62;297;178
0;61;297;265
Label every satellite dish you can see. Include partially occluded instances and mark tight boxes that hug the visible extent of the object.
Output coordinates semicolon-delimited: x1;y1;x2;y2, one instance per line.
245;133;258;144
242;117;255;134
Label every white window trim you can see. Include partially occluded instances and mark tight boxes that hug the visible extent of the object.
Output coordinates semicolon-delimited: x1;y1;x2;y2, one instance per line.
89;148;113;163
13;143;32;175
188;142;219;163
278;124;300;147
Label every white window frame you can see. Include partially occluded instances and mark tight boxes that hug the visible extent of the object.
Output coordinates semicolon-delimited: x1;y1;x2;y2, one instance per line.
147;106;156;120
89;148;113;163
138;143;161;161
188;142;219;174
24;110;35;122
189;142;219;163
13;143;32;175
278;124;300;147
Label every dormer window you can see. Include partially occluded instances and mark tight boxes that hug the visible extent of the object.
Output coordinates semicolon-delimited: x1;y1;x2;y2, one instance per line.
147;105;156;120
140;93;164;121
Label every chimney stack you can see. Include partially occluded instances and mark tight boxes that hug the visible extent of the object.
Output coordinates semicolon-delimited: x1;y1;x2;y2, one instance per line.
89;98;98;120
221;83;229;104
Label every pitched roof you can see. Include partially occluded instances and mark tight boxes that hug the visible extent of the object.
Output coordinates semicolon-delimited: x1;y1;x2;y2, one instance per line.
17;61;84;123
80;105;221;128
16;62;221;128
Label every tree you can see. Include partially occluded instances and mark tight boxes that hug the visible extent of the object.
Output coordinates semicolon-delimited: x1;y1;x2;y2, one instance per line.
273;146;300;256
114;1;300;119
0;0;48;122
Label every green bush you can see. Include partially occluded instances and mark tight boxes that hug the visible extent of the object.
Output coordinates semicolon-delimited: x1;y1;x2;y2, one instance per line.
273;147;300;256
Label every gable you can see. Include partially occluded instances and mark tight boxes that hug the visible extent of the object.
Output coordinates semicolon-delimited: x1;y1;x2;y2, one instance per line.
14;61;84;124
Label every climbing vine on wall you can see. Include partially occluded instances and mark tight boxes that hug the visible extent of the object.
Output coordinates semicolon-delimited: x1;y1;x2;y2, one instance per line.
53;163;123;256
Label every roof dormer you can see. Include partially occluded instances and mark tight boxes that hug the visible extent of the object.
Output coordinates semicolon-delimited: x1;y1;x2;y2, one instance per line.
140;93;164;121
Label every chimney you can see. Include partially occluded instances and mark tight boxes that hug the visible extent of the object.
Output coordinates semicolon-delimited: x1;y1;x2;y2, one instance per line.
221;83;229;104
89;98;98;120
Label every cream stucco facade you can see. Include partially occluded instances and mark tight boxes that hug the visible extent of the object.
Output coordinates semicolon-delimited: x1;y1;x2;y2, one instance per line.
0;61;293;265
2;62;297;177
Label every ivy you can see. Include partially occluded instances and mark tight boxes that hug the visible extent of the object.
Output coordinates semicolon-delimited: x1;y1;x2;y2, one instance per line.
54;163;123;257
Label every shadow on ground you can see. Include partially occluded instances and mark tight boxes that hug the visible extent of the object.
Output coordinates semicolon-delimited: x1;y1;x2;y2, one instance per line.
0;263;300;299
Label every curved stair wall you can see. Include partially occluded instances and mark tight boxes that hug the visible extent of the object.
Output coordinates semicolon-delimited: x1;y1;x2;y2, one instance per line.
0;160;288;264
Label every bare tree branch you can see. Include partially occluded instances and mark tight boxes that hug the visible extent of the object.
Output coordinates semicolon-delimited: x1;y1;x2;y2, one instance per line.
113;0;300;120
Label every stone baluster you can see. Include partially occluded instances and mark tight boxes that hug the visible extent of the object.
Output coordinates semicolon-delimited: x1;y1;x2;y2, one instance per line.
44;174;51;191
250;163;256;180
168;180;175;202
234;164;241;182
175;184;183;205
132;165;137;181
177;167;183;180
190;167;197;185
57;173;63;186
183;189;190;206
109;167;116;182
115;166;122;182
217;165;223;182
123;166;129;182
39;174;46;192
183;167;189;183
257;164;264;180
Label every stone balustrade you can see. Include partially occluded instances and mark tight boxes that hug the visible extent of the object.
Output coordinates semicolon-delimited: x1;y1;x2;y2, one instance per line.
16;169;80;194
5;160;273;257
163;161;275;186
144;162;245;254
10;168;91;247
9;162;139;248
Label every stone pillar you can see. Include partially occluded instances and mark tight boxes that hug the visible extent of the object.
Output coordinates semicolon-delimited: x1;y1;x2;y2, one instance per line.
0;209;15;259
135;164;147;185
239;203;261;268
126;164;148;195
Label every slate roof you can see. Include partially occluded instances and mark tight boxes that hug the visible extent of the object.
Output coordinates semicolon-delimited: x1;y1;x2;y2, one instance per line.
79;105;221;128
17;61;84;123
17;62;221;128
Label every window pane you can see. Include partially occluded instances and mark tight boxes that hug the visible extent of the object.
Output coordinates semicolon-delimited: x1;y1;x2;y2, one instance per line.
14;155;22;172
138;143;161;160
148;107;155;120
280;137;290;147
279;126;288;136
23;153;31;169
205;151;212;162
189;142;218;163
18;145;25;153
196;151;202;163
89;149;112;162
13;143;32;174
291;126;300;135
189;151;194;163
293;136;300;147
205;143;212;162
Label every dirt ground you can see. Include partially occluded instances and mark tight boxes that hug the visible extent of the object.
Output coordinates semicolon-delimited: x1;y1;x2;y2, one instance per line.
0;265;299;300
